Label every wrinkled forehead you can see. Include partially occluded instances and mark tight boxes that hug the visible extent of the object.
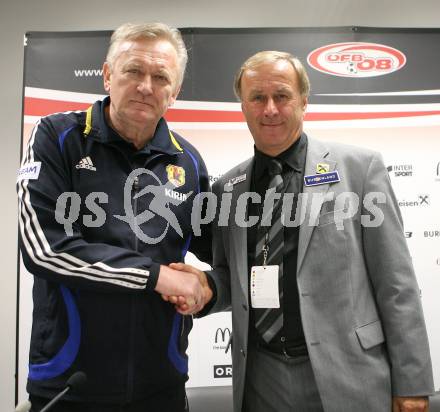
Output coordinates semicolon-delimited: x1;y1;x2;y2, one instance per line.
244;59;295;78
242;60;299;90
114;39;178;67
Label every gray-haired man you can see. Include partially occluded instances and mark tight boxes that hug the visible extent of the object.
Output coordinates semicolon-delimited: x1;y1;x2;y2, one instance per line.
18;22;211;412
172;50;434;412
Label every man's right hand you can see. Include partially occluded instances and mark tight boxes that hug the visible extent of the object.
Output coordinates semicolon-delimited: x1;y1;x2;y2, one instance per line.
155;265;205;313
162;262;213;315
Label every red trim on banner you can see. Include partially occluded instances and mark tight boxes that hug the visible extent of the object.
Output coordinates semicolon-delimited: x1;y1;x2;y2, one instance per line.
304;112;440;120
166;109;245;122
166;110;440;121
24;97;440;122
25;97;91;116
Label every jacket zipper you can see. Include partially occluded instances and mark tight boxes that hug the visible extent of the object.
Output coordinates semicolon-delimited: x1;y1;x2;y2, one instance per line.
126;175;140;402
125;153;170;402
133;176;140;252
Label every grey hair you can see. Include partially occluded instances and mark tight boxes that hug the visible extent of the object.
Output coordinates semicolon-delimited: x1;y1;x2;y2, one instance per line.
106;22;188;90
233;50;311;100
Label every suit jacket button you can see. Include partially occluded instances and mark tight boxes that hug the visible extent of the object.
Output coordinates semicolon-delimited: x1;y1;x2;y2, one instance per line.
242;304;247;311
240;349;246;357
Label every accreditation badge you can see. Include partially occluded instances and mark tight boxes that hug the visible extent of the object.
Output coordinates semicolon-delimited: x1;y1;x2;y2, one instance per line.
250;265;280;309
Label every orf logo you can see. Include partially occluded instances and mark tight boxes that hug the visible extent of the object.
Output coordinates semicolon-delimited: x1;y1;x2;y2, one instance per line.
215;327;231;344
307;42;406;77
214;365;233;378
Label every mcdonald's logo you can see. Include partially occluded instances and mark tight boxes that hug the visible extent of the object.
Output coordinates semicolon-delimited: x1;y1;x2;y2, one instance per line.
215;327;231;344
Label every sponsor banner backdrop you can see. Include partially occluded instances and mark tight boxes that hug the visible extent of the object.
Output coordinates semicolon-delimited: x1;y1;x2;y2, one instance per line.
18;27;440;401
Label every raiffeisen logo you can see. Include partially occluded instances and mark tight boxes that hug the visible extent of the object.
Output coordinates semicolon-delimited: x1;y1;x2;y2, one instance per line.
307;42;406;78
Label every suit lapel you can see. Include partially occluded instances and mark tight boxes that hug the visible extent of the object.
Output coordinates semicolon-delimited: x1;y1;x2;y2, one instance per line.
228;160;253;303
297;138;337;273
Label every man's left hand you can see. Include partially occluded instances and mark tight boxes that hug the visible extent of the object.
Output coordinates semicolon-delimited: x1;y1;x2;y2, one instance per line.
393;396;429;412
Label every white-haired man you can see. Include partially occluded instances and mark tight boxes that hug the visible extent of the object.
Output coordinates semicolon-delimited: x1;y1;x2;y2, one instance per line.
18;22;211;412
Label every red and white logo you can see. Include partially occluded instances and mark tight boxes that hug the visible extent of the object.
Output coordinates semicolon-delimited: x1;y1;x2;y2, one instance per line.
307;42;406;78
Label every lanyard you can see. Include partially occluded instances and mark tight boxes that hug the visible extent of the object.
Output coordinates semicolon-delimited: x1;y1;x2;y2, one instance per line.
257;168;296;266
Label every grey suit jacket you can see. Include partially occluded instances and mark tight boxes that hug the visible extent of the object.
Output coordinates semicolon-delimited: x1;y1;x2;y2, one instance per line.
207;137;434;412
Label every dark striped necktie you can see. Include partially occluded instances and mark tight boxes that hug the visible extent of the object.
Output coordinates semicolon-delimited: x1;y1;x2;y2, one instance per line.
254;158;285;343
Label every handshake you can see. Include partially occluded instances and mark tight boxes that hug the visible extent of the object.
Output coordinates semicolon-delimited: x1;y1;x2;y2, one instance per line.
155;263;213;315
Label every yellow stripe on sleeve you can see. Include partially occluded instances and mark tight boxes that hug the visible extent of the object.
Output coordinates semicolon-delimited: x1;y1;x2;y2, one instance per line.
169;131;183;152
83;106;93;136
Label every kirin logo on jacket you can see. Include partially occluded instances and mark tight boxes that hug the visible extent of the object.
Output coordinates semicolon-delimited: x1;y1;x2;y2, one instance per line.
307;42;406;77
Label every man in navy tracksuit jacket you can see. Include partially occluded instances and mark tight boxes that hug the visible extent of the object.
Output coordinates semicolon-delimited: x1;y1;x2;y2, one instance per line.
17;23;211;412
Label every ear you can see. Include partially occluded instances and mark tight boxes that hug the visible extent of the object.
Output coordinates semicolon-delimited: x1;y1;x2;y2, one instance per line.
168;85;181;107
302;96;308;112
102;62;111;93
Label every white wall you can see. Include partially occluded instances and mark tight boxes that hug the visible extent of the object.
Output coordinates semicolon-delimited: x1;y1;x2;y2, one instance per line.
2;0;440;409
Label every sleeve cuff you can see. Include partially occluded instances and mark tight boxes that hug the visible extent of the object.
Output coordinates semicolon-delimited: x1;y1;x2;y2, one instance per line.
196;272;217;318
146;262;161;291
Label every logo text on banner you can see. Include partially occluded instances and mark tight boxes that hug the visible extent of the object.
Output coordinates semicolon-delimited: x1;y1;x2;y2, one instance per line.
307;42;406;78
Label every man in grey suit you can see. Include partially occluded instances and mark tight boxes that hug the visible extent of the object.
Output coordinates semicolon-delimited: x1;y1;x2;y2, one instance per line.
169;50;434;412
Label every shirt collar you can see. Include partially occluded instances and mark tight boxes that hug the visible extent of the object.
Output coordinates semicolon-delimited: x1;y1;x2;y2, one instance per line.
254;133;308;179
98;96;181;155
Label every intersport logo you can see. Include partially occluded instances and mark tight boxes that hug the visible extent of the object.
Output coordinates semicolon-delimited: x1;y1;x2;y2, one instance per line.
307;42;406;78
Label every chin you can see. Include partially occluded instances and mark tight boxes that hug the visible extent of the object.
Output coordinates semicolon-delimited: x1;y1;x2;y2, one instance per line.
261;136;287;147
128;111;157;122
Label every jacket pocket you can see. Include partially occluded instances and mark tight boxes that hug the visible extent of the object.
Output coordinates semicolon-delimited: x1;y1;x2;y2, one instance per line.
318;208;345;226
167;313;190;375
355;320;385;350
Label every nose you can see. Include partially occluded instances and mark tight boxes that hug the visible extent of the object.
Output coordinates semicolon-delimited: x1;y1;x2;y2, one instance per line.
137;75;153;95
263;98;278;117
